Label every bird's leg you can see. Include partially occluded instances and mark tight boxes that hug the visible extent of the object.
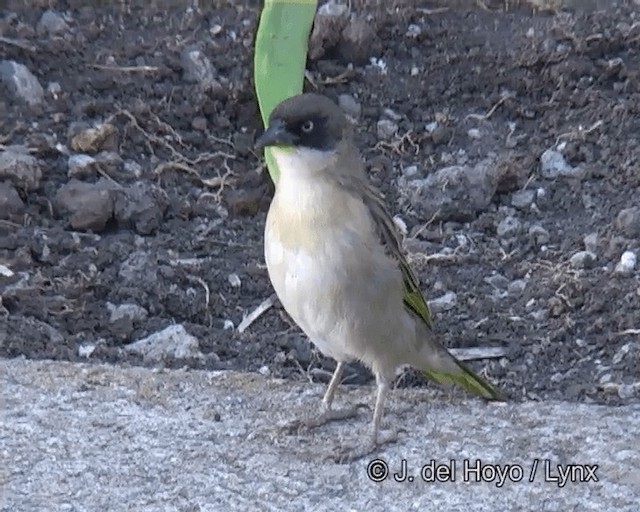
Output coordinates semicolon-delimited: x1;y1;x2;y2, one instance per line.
282;362;361;434
371;376;388;445
329;375;401;464
320;360;346;409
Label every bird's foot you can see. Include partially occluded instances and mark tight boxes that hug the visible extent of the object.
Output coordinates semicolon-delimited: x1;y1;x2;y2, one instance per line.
328;428;404;464
281;405;364;435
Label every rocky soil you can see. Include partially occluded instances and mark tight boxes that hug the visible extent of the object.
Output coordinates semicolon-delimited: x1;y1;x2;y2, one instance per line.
1;1;639;406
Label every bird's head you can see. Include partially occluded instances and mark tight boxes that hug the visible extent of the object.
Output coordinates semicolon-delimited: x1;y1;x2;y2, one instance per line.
255;93;350;176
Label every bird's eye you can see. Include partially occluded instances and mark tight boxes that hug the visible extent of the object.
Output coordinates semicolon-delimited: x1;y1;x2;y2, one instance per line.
301;120;314;133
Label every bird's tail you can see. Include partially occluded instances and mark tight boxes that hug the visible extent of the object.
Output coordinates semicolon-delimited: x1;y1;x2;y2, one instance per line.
419;340;504;401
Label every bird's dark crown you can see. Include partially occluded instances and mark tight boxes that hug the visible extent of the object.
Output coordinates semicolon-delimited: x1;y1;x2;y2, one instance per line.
264;93;348;151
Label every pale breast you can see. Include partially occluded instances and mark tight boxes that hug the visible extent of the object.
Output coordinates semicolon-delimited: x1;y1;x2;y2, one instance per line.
264;177;410;365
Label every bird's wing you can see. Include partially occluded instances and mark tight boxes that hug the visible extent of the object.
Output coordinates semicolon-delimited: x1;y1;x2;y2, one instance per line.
359;183;433;328
353;179;503;401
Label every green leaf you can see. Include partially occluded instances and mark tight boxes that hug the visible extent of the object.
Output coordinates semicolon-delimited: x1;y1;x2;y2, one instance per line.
254;0;317;183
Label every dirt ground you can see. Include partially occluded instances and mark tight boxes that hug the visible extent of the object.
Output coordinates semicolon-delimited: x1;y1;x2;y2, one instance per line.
1;1;638;407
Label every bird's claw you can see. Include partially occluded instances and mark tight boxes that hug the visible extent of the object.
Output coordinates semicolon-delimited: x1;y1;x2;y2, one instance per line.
280;406;361;435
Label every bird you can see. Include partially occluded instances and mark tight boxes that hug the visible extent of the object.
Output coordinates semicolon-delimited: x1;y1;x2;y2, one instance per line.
256;93;502;457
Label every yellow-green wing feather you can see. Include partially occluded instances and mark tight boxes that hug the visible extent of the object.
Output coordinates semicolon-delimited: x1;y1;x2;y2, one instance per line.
360;183;503;401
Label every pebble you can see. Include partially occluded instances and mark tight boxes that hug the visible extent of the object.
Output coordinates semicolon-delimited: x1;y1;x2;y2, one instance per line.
107;302;149;324
467;128;482;139
583;232;598;253
484;274;510;289
612;342;634;365
382;108;402;121
617;383;637;399
181;46;218;88
508;279;528;296
54;179;115;232
569;250;597;269
511;189;536;210
428;291;457;313
0;181;25;219
125;324;204;363
67;154;97;178
614;251;636;275
398;158;498;222
228;273;242;288
37;9;69;35
376;119;398;140
113;182;169;235
529;225;550;246
69;123;119;153
0;60;45;106
338;94;361;119
0;147;43;191
497;216;521;237
616;207;640;238
539;149;582;179
47;82;62;98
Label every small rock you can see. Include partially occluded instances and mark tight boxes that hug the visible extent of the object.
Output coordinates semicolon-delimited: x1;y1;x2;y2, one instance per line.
376;119;397;140
95;151;124;175
497;216;521;237
113;182;168;235
0;60;45;106
225;187;265;216
47;81;62;98
583;232;598;253
232;132;254;157
529;225;550;246
539;149;582;179
614;251;637;275
125;324;203;363
430;125;450;146
403;165;418;178
398;159;499;222
406;24;422;38
54;179;115;232
612;342;634;365
484;273;510;289
382;108;402;122
0;181;25;219
569;250;597;269
124;160;144;178
258;365;271;376
428;291;457;313
308;0;349;60
425;122;439;134
467;128;482;139
107;302;149;324
78;343;96;358
618;384;637;400
0;148;43;191
338;94;361;119
511;189;536;210
340;15;378;64
616;207;640;238
192;116;207;131
67;154;97;178
228;273;241;288
181;46;222;93
69;123;119;153
37;9;69;35
508;279;528;296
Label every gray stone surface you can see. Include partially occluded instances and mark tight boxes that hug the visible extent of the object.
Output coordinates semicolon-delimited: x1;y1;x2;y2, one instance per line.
1;358;638;511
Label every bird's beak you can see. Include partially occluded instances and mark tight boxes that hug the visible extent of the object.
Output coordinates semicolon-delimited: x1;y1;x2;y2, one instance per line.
255;119;296;151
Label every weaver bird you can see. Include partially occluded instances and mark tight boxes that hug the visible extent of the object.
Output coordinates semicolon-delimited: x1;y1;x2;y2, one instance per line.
256;93;502;457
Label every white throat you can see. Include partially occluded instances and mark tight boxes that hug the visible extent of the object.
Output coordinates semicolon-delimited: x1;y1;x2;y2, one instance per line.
271;146;338;180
